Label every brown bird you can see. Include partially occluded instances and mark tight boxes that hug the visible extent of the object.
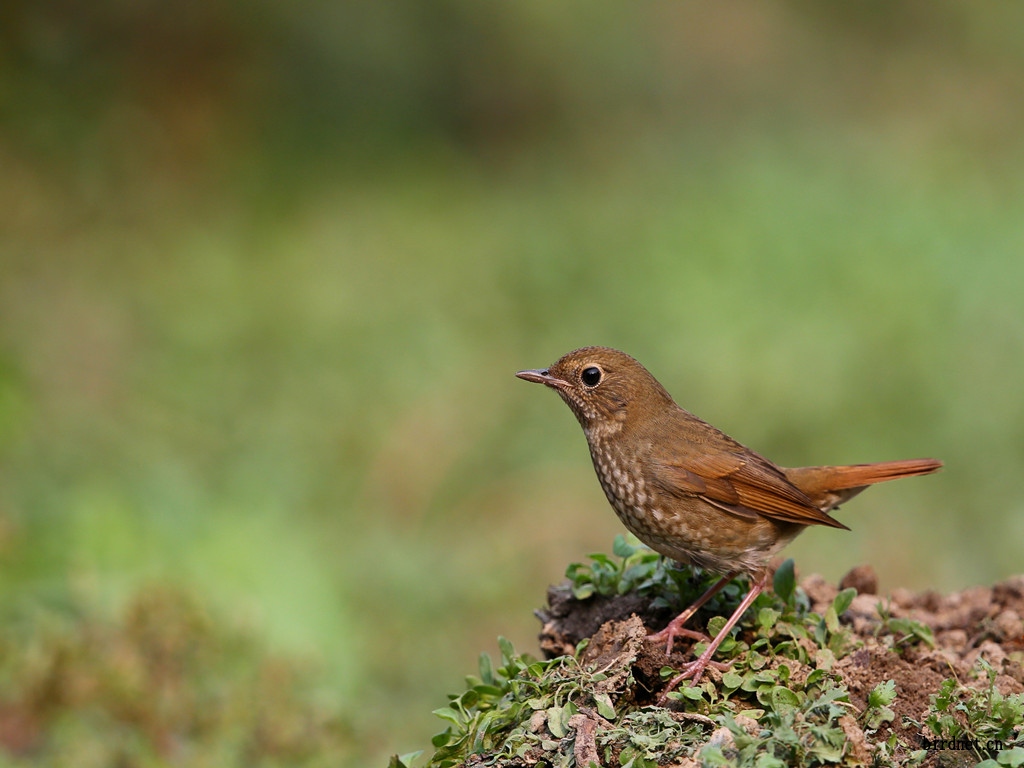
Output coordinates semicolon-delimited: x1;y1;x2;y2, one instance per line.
516;346;941;697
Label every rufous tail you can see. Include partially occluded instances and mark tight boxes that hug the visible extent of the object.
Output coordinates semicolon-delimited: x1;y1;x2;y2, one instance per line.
784;458;942;511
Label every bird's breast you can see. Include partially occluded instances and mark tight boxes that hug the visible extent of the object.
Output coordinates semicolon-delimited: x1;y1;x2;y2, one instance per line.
586;437;799;576
588;440;657;531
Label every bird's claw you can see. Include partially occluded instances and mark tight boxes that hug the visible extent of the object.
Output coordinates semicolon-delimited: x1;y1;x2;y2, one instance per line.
658;657;731;705
647;624;710;656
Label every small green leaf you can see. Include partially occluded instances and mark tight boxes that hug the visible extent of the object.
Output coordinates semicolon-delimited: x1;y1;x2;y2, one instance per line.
824;605;840;634
472;684;504;697
828;628;852;657
478;652;494;685
741;671;770;692
546;705;568;738
814;648;836;671
612;534;636;557
431;729;451;748
497;636;515;664
813;618;827;647
717;636;737;655
885;616;936;648
527;661;547;676
998;747;1024;767
832;587;857;616
679;683;705;701
722;671;744;689
774;620;808;641
865;705;895;730
934;678;957;710
573;583;596;600
432;707;463;726
773;559;796;603
757;607;780;632
868;679;897;708
770;685;801;714
805;669;827;687
809;742;844;762
746;650;767;670
388;750;422;768
707;615;728;638
698;745;729;766
594;692;616;720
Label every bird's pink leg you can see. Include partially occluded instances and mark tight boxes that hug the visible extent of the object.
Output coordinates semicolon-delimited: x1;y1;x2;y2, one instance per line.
658;570;769;704
647;572;738;655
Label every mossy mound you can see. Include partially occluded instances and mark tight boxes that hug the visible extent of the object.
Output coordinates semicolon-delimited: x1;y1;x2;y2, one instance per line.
404;538;1024;768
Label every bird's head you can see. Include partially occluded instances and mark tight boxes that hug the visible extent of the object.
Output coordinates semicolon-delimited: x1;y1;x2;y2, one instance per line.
516;346;674;435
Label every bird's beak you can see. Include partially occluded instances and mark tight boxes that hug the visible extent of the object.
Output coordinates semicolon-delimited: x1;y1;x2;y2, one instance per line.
515;368;567;389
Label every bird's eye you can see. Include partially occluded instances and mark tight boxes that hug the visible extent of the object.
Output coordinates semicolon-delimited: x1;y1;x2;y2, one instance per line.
581;366;602;387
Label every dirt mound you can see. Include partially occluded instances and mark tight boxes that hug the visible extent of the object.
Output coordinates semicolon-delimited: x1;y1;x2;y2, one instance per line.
530;567;1024;766
413;557;1023;768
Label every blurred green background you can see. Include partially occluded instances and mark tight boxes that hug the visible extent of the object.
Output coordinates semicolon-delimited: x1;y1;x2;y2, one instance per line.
2;1;1023;764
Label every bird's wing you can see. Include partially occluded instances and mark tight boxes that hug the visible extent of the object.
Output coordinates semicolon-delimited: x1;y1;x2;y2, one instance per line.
650;448;849;529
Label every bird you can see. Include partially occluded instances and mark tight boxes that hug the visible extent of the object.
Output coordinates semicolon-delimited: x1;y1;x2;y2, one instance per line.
516;346;942;698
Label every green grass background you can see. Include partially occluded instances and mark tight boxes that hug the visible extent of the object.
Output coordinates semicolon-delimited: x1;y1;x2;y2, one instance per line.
1;2;1023;764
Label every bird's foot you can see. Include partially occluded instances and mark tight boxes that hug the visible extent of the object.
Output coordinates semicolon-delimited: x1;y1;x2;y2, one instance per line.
645;573;737;655
656;573;770;706
647;620;710;656
658;651;731;705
